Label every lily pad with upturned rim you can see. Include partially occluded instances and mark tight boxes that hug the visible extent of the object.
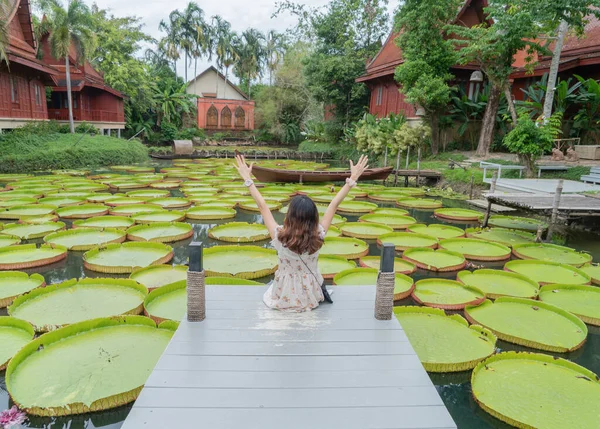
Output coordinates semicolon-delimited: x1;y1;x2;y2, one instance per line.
372;207;409;216
105;197;150;206
396;198;443;209
580;263;600;285
129;264;188;291
471;352;600;429
394;307;496;372
83;242;174;274
457;269;539;299
44;228;127;251
5;316;176;416
377;232;438;251
407;224;465;239
147;197;192;209
318;255;356;279
0;234;20;248
0;272;45;308
0;317;34;370
538;284;600;326
204;245;278;279
336;201;378;214
38;196;86;207
1;205;57;220
333;268;414;300
439;238;511;261
186;206;237;220
325;226;341;237
368;189;425;201
208;222;270;243
130;210;186;224
358;214;417;229
126;222;193;243
434;208;482;221
0;222;66;240
504;260;591;285
206;277;263;285
402;248;466;272
411;278;485;310
465;297;587;352
56;204;109;219
319;237;369;260
109;204;163;216
0;244;67;270
73;216;135;230
512;243;592;267
238;200;282;212
358;255;416;275
340;222;393;239
126;190;170;199
8;278;148;331
0;197;38;208
465;227;535;247
143;281;186;323
488;215;548;232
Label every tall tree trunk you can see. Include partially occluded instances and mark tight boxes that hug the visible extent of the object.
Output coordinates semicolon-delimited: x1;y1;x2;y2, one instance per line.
429;114;439;155
194;57;197;93
543;20;569;121
65;56;75;134
184;52;188;82
224;66;228;99
476;84;502;157
173;60;177;79
504;86;518;126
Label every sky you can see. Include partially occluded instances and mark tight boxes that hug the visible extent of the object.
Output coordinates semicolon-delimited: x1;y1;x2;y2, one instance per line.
91;0;333;83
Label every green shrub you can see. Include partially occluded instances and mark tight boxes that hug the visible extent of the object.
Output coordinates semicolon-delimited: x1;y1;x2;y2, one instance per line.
75;122;100;135
160;122;178;142
503;114;553;177
175;127;206;141
298;141;335;154
147;146;173;155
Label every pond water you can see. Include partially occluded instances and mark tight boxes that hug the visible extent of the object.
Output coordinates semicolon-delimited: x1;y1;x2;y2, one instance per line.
0;159;599;429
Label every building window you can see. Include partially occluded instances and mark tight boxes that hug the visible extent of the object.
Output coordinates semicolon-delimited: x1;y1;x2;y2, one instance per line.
10;77;18;103
376;86;383;106
34;85;41;106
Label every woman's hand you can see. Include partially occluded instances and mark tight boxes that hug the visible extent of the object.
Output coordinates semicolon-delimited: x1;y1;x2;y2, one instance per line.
234;154;253;181
350;155;369;181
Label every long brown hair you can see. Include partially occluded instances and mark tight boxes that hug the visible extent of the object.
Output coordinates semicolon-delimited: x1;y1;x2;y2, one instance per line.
278;195;324;255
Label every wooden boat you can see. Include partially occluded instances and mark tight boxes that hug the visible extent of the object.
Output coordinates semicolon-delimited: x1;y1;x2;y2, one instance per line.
251;165;393;183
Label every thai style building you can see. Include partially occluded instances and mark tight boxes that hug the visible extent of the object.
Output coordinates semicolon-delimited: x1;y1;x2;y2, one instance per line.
186;66;255;131
0;0;57;131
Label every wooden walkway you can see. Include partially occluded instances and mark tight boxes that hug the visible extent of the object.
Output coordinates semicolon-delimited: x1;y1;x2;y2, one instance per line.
486;192;600;216
122;286;456;429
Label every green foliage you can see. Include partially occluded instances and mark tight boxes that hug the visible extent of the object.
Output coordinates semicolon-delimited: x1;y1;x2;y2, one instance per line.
175;127;206;141
503;114;553;176
298;141;335;154
0;130;148;173
74;122;99;135
147;146;173;155
160;122;178;142
152;81;197;127
518;74;581;117
572;75;600;144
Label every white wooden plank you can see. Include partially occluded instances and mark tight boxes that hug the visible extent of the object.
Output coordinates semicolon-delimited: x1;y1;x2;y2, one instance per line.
205;285;376;301
206;299;376;310
194;308;383;320
175;317;401;331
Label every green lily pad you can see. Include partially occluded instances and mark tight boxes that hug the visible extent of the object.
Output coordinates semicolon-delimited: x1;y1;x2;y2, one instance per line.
488;215;548;232
0;222;65;239
126;190;170;198
368;189;425;201
434;208;482;221
0;197;38;208
147;197;191;209
130;264;187;291
73;216;135;229
144;281;186;323
318;255;356;279
465;227;535;247
580;263;600;285
238;200;282;212
394;307;496;372
512;243;592;267
0;317;35;370
465;297;587;352
334;268;414;300
130;210;186;224
377;232;438;251
209;222;270;242
83;242;174;274
504;260;591;285
0;244;68;270
6;316;176;416
106;197;151;206
340;222;393;239
358;255;416;275
538;284;600;326
325;226;341;237
412;278;485;310
8;278;147;331
396;198;442;209
457;269;539;299
0;272;45;308
357;214;417;229
372;207;409;216
44;228;127;251
206;277;263;285
0;234;20;247
402;248;466;272
126;222;193;243
319;237;369;259
38;196;86;207
1;204;57;219
407;224;465;239
86;193;124;203
336;201;378;214
439;238;511;261
186;206;237;220
56;204;109;219
204;245;278;279
471;352;600;429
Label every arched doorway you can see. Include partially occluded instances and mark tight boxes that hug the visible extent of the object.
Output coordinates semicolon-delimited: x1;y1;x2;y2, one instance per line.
234;106;245;128
221;106;232;127
206;105;218;128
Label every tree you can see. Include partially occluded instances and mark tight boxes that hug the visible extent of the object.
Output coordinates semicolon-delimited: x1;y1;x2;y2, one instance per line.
234;28;266;96
266;30;286;85
152;81;197;126
158;14;182;78
37;0;96;133
168;3;206;83
394;0;462;155
212;16;237;96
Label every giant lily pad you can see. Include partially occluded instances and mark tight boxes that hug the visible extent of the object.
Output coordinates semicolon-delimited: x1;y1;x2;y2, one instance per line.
377;232;438;251
512;243;592;267
334;268;414;300
504;260;591;285
318;255;356;279
325;226;341;237
488;215;548;232
319;237;369;259
1;204;57;219
208;222;270;242
0;317;35;370
56;204;109;219
83;242;173;274
126;222;193;243
465;297;587;352
368;189;424;201
0;197;38;208
186;206;236;220
394;307;496;372
580;263;600;285
412;278;485;310
0;244;67;270
396;198;442;209
109;204;163;216
358;255;416;275
238;200;282;212
465;227;535;247
144;280;186;323
0;272;45;308
539;284;600;326
457;269;539;299
340;222;393;239
130;264;188;291
147;197;191;209
402;248;466;272
434;208;482;221
38;196;86;207
358;214;417;229
86;193;122;203
44;228;127;251
0;234;20;247
439;238;511;261
471;352;600;429
73;216;135;230
372;207;409;216
126;190;170;199
8;278;147;331
204;245;278;279
130;210;186;224
105;197;150;206
5;316;175;416
336;201;378;214
205;277;263;285
407;224;465;239
0;222;65;240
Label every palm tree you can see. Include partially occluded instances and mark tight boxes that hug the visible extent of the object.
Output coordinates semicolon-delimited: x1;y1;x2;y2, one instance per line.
152;81;197;126
234;29;266;96
37;0;96;133
159;13;182;79
266;30;285;85
0;0;11;63
212;15;235;97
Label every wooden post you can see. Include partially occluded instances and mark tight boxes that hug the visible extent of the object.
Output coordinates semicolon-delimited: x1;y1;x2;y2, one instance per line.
546;179;564;242
482;172;498;228
383;146;388;167
469;173;475;200
404;146;410;187
394;150;401;186
375;243;395;320
187;242;206;322
416;146;421;186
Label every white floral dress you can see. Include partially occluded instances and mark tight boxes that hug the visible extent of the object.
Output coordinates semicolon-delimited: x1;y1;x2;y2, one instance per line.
263;225;326;312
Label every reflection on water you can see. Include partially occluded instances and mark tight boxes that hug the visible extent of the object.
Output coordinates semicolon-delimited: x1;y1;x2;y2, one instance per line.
1;162;600;428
